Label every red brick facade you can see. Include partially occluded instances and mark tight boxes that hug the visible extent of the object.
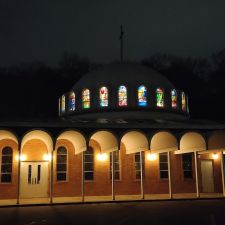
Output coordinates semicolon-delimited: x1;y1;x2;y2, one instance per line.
0;137;224;202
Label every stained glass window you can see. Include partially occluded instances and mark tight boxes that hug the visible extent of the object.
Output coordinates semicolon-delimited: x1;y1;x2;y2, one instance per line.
182;92;186;111
61;95;65;113
156;88;164;108
138;85;147;107
58;98;61;116
69;91;75;111
118;85;127;106
99;87;108;107
171;89;177;108
82;89;90;109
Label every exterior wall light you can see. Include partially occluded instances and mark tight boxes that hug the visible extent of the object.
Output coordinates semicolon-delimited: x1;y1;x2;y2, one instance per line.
212;153;219;160
97;153;107;161
147;153;157;161
43;153;51;161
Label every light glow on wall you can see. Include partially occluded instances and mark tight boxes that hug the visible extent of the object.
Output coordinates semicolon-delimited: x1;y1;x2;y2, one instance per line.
43;153;52;161
212;153;219;160
147;153;157;161
20;154;27;161
97;153;108;161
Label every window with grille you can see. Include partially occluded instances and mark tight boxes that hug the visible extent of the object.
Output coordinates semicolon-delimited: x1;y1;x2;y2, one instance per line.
159;153;168;179
182;153;193;178
110;151;120;180
1;147;13;183
56;147;67;181
134;152;145;180
84;147;94;181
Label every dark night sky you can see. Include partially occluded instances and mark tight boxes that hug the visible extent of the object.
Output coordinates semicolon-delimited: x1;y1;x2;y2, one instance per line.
1;0;225;66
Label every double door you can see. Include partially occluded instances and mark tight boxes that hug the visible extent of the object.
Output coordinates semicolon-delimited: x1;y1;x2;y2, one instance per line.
20;162;48;198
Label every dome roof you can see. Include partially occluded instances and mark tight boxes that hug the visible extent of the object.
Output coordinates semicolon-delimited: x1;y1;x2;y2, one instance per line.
60;63;189;123
73;63;175;90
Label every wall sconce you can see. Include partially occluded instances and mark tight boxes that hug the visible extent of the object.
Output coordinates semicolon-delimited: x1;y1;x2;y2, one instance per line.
97;153;107;161
212;153;218;160
147;153;157;161
20;154;27;161
43;153;51;161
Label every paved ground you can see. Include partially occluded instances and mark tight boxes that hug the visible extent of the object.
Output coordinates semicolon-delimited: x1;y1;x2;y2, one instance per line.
0;199;225;225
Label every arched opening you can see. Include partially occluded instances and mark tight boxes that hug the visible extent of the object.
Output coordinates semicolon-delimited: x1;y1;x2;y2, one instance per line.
116;131;148;200
84;131;118;200
57;130;86;155
20;130;53;199
150;131;178;152
121;131;148;154
200;131;225;195
180;132;206;152
0;130;18;201
53;130;87;202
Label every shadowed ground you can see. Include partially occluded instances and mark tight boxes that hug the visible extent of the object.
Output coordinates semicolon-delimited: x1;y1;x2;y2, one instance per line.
0;199;225;225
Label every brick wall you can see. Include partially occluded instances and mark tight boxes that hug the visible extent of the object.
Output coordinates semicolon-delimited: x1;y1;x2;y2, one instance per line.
0;138;224;200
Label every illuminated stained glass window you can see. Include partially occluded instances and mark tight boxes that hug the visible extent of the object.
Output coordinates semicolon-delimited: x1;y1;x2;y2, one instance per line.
82;89;90;109
171;89;177;108
69;91;75;111
156;88;164;108
58;98;61;116
182;92;186;111
118;85;127;106
61;95;65;113
100;87;108;107
138;85;147;107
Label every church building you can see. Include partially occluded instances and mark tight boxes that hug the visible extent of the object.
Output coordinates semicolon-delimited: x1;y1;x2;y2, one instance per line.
0;63;225;205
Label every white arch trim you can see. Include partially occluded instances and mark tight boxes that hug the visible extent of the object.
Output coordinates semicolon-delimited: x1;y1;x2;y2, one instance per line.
21;130;53;153
178;132;206;153
0;130;18;144
150;131;178;152
121;131;148;154
57;130;87;155
90;131;118;153
208;130;225;151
